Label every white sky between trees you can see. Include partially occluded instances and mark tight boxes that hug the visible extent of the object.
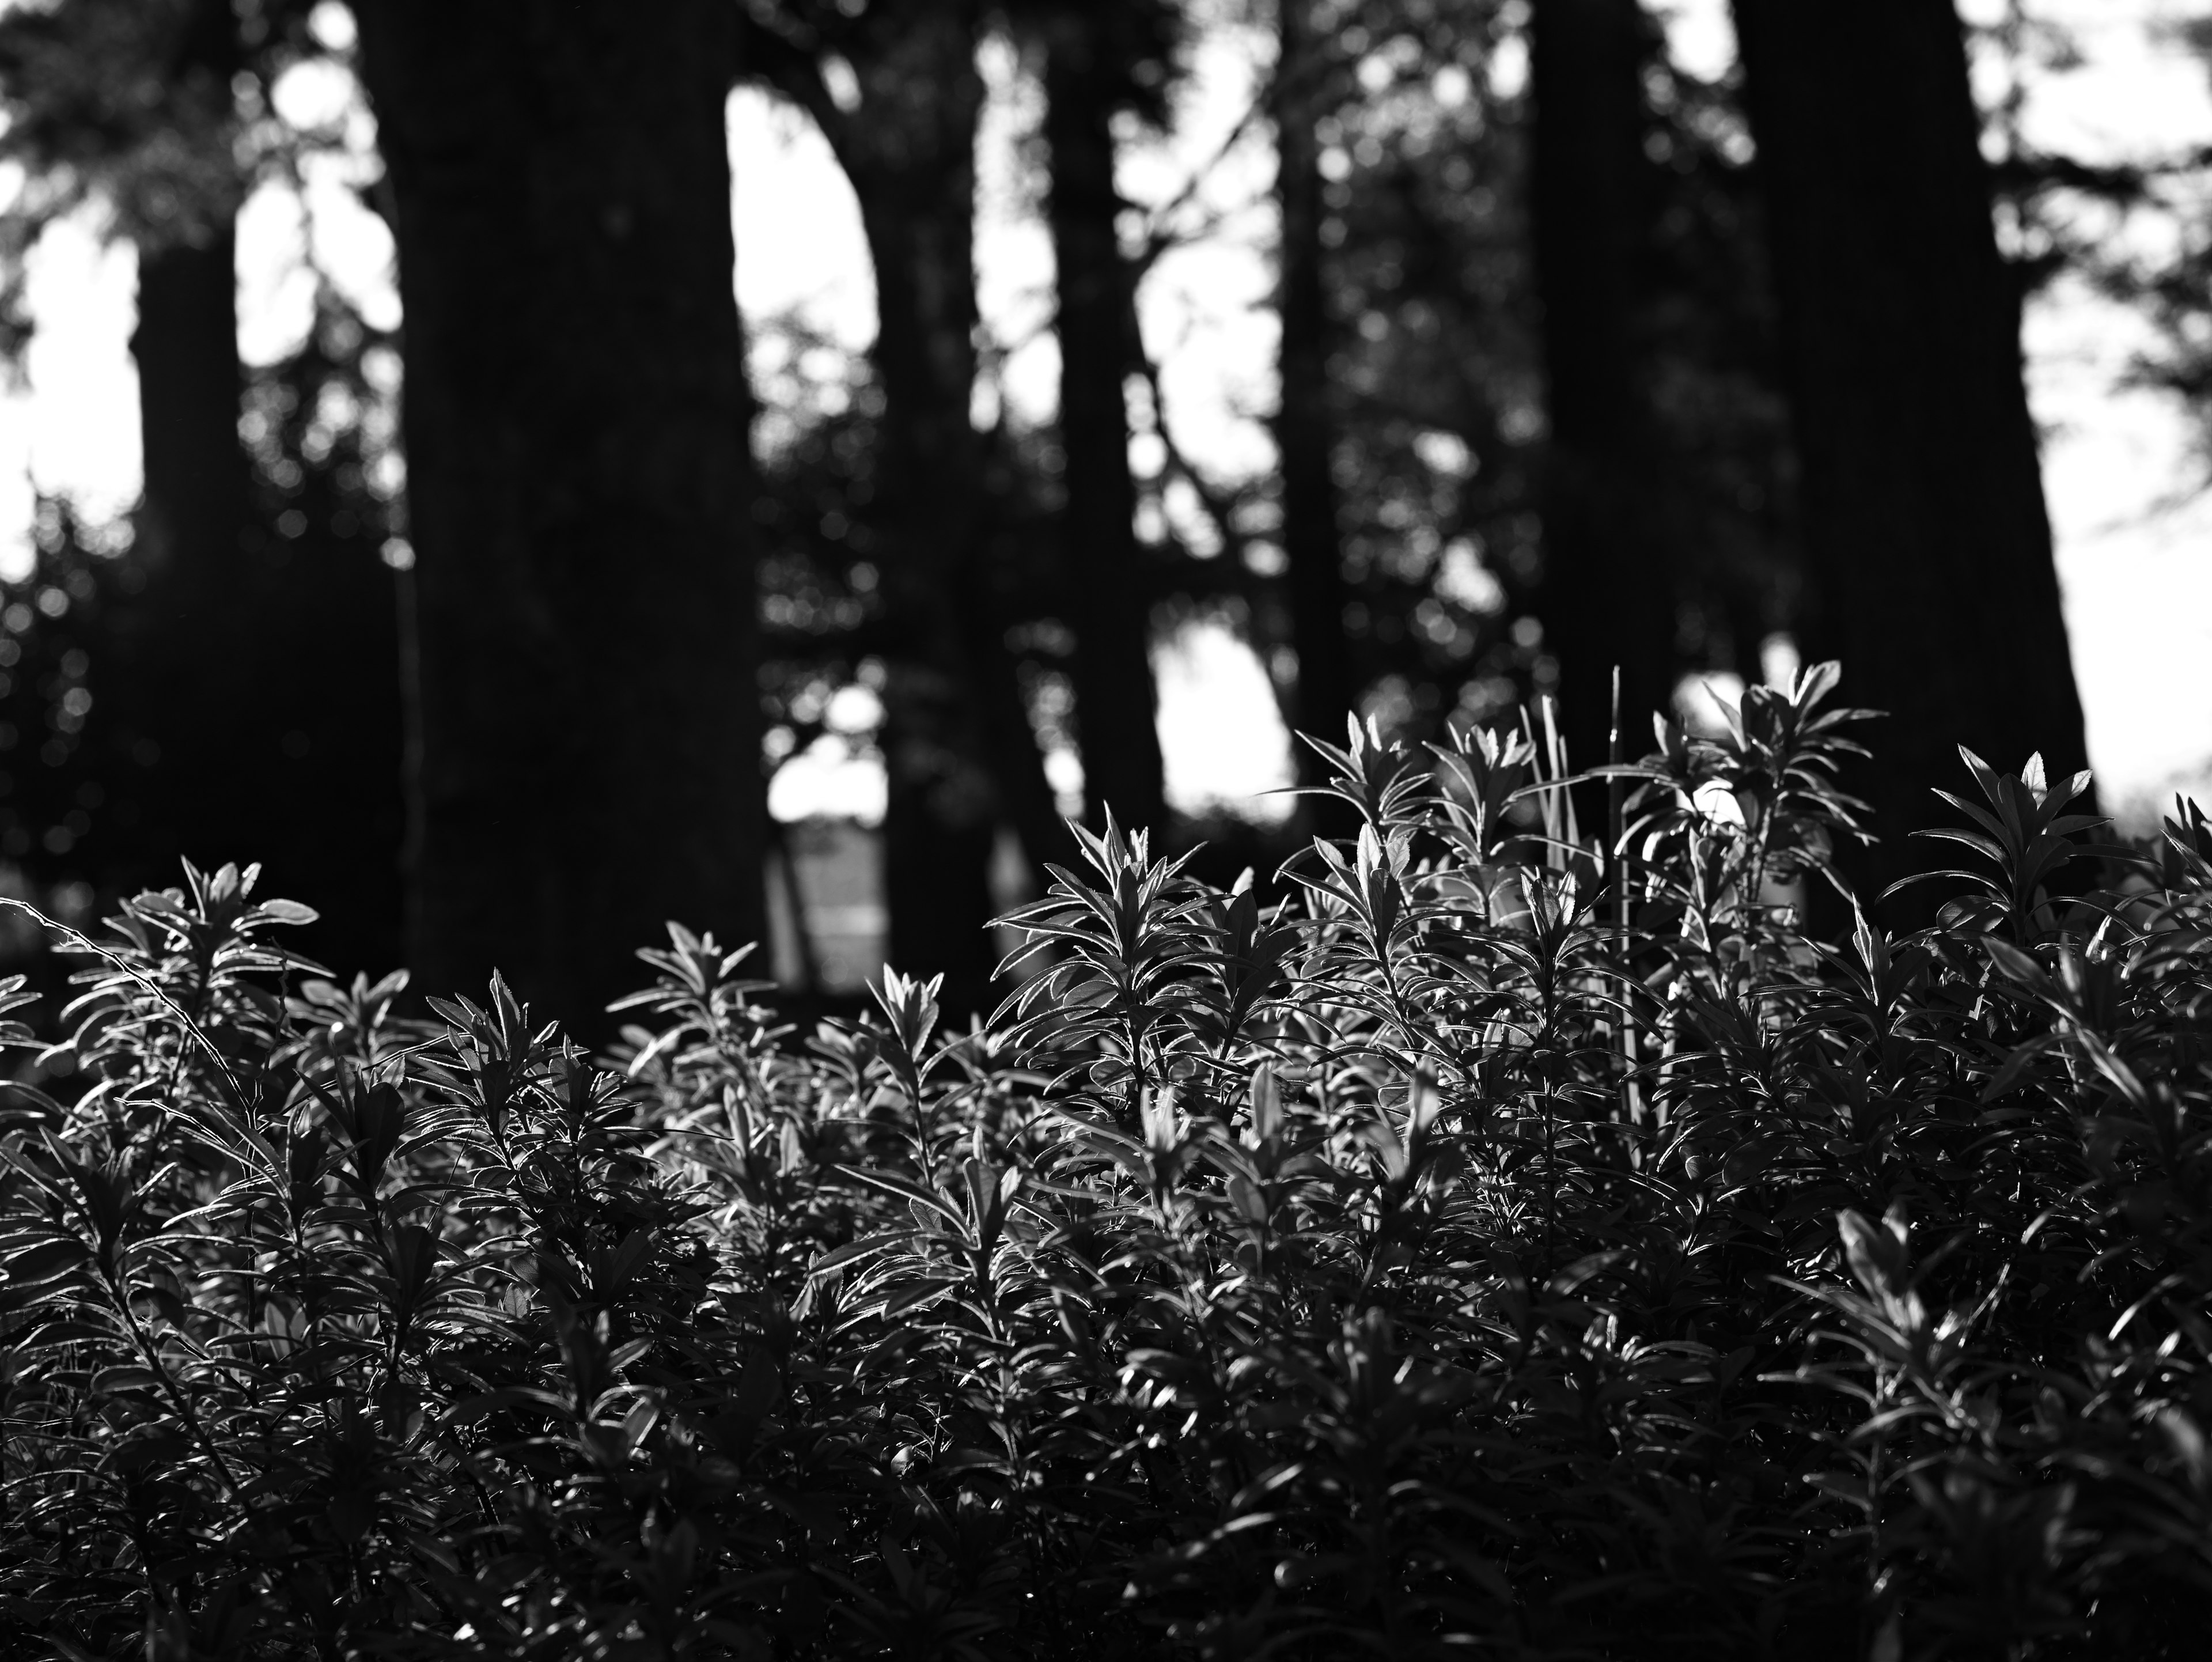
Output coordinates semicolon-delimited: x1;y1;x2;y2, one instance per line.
0;0;2207;830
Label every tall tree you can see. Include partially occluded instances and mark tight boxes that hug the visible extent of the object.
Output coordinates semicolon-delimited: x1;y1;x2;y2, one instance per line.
1040;3;1172;837
0;0;408;970
0;0;249;877
1730;0;2092;888
744;4;1065;1013
1527;0;1679;767
840;11;1018;1010
1274;0;1358;771
122;0;256;869
353;1;765;1021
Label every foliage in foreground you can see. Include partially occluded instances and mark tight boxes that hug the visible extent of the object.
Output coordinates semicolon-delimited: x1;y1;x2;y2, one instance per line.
2;664;2209;1660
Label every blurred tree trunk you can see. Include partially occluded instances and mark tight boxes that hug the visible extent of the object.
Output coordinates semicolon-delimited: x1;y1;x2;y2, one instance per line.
846;18;1014;1013
1528;0;1679;769
747;6;1065;1013
1731;0;2092;894
1043;10;1167;838
128;225;249;851
354;0;766;1023
1273;0;1355;773
121;0;250;884
133;239;247;617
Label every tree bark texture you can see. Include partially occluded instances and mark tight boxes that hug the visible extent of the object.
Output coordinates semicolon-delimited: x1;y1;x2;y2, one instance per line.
1044;11;1168;838
1528;0;1680;769
1274;0;1357;775
354;1;765;1023
1730;0;2092;891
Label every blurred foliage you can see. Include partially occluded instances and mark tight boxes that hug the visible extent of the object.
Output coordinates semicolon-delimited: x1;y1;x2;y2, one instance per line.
3;675;2210;1656
0;500;141;879
1310;0;1546;737
2058;16;2212;474
0;286;404;974
0;0;362;343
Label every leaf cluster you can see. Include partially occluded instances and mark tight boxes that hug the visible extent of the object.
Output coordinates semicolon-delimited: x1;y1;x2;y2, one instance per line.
3;664;2209;1659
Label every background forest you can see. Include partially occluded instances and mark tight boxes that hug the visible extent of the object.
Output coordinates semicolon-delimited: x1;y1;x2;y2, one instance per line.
0;0;2203;1024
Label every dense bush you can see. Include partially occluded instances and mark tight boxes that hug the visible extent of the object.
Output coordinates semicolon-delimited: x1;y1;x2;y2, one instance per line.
2;664;2208;1660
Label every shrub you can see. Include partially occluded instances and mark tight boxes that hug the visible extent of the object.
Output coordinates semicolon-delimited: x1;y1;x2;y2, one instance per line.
1;662;2207;1660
